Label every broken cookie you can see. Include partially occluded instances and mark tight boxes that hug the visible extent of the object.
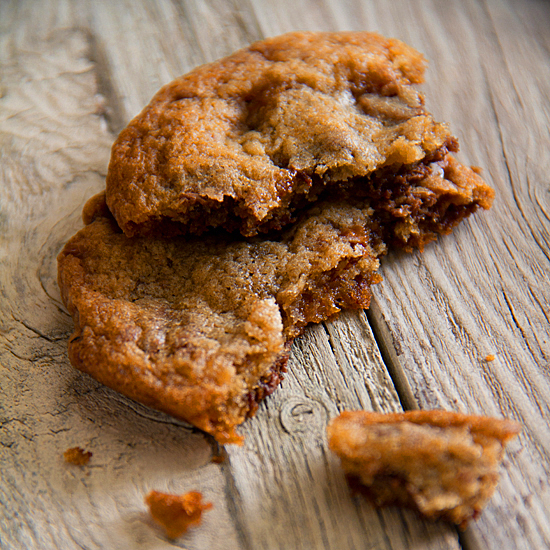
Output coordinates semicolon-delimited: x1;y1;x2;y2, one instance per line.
105;31;493;239
58;32;495;443
327;410;521;527
58;193;384;443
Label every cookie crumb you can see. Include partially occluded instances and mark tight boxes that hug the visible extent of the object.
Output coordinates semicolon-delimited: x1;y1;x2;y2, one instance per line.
64;446;92;466
145;490;213;539
485;354;496;362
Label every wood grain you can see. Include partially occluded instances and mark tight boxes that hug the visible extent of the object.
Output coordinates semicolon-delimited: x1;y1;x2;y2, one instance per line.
227;317;458;550
1;0;549;549
0;11;241;550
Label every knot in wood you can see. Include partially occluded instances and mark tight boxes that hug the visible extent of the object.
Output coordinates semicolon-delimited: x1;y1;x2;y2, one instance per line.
280;397;327;435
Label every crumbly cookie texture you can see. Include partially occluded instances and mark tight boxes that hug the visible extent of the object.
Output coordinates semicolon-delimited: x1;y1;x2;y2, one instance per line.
58;193;384;444
145;490;212;539
327;410;521;527
105;31;492;238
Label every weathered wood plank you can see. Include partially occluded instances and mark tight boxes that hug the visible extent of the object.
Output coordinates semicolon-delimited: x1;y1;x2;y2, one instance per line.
0;7;243;549
236;1;550;547
315;0;550;548
227;316;459;550
84;1;460;548
2;0;549;549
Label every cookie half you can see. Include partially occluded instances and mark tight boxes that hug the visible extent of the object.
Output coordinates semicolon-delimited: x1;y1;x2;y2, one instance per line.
105;31;492;238
58;193;384;443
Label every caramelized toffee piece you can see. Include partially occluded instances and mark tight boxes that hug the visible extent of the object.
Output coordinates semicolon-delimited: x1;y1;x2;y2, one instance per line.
106;31;471;238
145;490;212;539
58;194;384;444
327;410;521;527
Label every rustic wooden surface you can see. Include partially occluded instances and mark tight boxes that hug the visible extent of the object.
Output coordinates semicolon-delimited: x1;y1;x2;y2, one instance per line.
1;0;549;549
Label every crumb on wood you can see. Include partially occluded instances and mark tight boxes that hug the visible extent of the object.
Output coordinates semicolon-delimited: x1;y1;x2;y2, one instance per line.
145;490;213;539
64;446;92;466
211;452;225;464
485;354;496;362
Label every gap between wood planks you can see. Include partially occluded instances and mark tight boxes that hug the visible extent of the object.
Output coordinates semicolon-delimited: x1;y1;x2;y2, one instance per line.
367;300;477;549
365;305;419;412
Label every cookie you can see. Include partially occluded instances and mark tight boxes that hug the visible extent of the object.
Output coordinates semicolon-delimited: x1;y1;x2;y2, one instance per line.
58;193;384;443
60;145;491;443
327;410;521;527
105;31;492;239
60;32;495;443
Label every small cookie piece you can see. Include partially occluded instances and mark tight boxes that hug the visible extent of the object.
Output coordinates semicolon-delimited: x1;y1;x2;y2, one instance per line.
58;193;384;444
145;490;212;539
63;446;92;466
106;31;492;239
327;410;521;527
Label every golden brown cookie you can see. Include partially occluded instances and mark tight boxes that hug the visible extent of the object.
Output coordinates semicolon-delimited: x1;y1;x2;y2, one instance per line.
327;410;521;527
105;31;492;239
58;193;384;443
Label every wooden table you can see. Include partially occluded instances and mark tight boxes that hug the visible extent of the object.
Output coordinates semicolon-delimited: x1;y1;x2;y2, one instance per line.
1;1;549;549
